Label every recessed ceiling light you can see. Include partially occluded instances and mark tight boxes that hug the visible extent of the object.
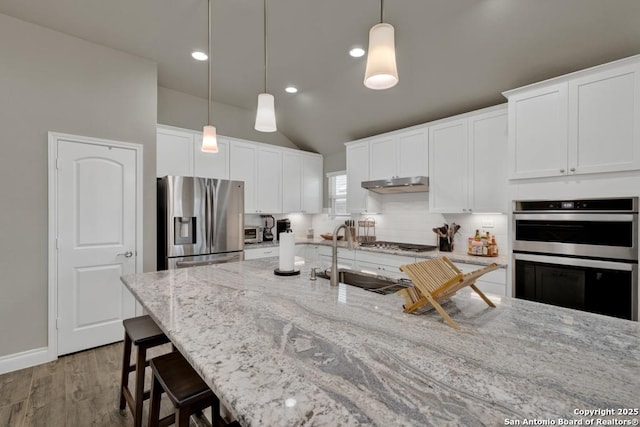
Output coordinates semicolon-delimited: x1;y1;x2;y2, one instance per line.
285;86;298;94
191;51;208;61
349;47;365;58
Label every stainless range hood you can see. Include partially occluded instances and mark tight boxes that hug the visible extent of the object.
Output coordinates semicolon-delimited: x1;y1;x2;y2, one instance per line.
361;176;429;194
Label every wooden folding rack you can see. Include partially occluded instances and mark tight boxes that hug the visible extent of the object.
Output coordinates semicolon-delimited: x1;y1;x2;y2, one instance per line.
398;257;499;329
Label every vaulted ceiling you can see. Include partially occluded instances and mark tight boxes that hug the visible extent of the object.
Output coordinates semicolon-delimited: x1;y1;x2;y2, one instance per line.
1;0;640;155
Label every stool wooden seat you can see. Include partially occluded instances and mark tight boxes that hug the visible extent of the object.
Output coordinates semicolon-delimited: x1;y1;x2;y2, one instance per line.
119;315;171;427
148;351;225;427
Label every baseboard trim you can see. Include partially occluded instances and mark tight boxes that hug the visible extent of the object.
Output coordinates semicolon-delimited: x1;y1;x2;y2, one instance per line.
0;347;52;375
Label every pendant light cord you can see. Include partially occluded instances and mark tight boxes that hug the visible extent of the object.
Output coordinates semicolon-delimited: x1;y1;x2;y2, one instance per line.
380;0;384;23
263;0;268;93
207;0;212;125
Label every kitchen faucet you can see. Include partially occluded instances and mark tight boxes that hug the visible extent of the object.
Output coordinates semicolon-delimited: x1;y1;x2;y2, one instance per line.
330;223;355;287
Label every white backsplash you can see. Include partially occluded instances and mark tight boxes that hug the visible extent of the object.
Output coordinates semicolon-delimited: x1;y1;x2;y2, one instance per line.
310;193;508;256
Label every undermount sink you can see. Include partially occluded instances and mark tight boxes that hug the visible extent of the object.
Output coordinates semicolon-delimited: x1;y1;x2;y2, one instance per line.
317;269;412;295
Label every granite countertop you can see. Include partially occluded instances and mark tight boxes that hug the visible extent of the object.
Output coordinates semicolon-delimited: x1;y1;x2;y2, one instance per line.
246;239;508;267
121;258;639;427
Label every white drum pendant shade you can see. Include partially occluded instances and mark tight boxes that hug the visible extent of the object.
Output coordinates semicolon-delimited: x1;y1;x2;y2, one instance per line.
202;125;219;153
364;23;399;90
255;93;277;132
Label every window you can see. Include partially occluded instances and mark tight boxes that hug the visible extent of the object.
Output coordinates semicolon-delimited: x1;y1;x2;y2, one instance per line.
327;171;348;216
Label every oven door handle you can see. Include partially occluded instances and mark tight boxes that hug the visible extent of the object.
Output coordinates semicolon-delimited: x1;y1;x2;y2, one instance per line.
514;213;636;222
513;253;637;271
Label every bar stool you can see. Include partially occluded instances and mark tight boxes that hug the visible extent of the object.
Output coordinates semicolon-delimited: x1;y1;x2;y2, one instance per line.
119;315;171;427
148;351;230;427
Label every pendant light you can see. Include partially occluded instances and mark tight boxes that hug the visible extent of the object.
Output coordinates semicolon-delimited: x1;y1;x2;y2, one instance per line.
364;0;399;90
255;0;277;132
202;0;218;153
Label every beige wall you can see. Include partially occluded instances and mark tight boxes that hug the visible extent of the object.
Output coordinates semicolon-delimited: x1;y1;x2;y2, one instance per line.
0;13;158;357
158;87;299;149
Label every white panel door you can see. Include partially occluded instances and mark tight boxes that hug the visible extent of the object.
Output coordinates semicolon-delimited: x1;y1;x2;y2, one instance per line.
398;129;429;177
57;140;137;355
156;127;194;177
282;151;302;213
429;119;468;213
194;135;229;179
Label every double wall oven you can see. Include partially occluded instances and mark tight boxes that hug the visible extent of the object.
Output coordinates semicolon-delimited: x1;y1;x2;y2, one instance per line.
513;198;638;320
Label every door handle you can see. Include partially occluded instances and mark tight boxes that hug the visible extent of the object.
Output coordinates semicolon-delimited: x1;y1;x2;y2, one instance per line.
117;251;133;258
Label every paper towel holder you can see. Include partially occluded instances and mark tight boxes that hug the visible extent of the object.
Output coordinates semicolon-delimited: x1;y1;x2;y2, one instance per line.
274;229;300;276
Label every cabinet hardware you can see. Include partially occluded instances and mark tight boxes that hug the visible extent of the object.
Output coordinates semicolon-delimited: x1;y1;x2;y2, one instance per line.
570;168;576;172
560;169;565;173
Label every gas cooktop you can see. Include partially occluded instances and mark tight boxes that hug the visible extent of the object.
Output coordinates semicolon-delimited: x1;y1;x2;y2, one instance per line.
359;241;438;252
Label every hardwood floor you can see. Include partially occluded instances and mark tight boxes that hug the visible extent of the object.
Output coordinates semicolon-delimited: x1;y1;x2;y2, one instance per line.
0;341;176;427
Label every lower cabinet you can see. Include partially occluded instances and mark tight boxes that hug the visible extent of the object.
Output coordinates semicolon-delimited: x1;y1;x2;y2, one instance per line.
354;251;416;274
452;261;507;296
317;245;356;269
244;246;279;260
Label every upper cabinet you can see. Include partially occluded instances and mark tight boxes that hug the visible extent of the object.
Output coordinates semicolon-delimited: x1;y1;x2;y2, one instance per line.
157;126;194;177
193;134;229;179
282;151;323;214
369;128;428;180
428;106;508;213
346;141;379;214
157;125;322;214
504;56;640;179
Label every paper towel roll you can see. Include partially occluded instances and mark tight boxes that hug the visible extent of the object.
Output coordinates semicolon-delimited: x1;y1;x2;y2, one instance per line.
279;231;295;272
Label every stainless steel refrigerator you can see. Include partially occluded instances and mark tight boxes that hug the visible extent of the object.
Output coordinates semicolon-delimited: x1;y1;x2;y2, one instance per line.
157;176;244;270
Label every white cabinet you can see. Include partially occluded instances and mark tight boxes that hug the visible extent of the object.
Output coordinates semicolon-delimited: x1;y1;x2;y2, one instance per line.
257;146;282;213
229;140;258;213
346;141;380;213
452;261;506;296
369;128;428;180
568;63;640;174
505;57;640;179
429;107;507;213
468;109;509;213
317;245;356;269
301;154;323;213
157;126;194;177
193;135;229;179
244;246;279;260
355;251;416;274
282;152;323;214
429;118;468;212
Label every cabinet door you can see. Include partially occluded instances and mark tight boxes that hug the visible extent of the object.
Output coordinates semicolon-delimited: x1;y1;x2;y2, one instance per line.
398;129;428;177
469;109;508;213
369;136;397;180
229;140;258;213
347;142;371;213
193;135;229;179
302;154;323;213
282;152;302;213
156;127;194;177
508;83;568;179
429;119;468;213
568;63;640;174
257;146;282;213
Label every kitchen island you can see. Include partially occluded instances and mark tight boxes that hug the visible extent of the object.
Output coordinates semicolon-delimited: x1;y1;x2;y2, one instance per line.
121;257;640;427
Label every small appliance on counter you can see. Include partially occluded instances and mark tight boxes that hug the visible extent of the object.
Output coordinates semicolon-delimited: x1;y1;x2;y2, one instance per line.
432;223;460;252
262;215;275;242
276;218;291;240
244;225;262;244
